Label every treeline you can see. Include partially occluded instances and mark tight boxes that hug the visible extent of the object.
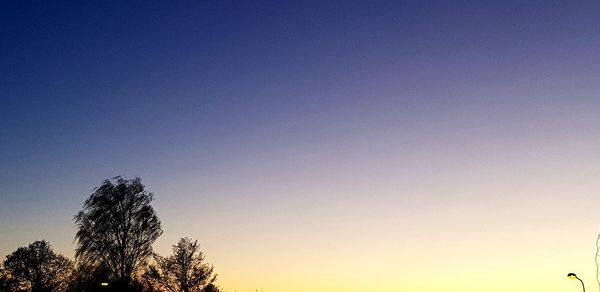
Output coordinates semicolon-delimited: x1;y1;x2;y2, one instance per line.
0;177;221;292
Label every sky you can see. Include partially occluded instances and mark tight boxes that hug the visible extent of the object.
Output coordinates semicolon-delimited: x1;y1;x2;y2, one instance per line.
1;1;600;291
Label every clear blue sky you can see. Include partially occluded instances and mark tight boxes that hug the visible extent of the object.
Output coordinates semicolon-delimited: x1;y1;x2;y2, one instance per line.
1;1;600;291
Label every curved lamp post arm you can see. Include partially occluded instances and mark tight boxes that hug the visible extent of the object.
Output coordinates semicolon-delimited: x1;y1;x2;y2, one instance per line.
577;277;585;292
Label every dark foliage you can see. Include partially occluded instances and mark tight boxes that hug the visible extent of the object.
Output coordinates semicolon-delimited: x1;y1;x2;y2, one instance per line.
74;176;162;288
2;240;73;292
144;238;217;292
201;283;221;292
66;263;111;292
0;266;9;292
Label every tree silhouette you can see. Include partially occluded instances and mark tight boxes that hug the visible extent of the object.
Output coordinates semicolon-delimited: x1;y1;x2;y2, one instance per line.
74;176;162;289
2;240;73;292
144;237;218;292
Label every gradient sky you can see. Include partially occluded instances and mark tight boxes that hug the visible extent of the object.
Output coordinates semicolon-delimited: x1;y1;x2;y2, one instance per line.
2;1;600;291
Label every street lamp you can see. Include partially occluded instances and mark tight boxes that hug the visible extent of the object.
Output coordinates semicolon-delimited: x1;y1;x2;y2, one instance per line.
568;273;585;292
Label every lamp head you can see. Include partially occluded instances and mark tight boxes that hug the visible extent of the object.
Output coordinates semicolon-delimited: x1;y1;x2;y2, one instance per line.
568;273;578;279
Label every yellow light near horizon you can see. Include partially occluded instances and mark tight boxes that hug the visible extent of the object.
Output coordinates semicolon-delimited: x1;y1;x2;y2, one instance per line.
100;282;109;286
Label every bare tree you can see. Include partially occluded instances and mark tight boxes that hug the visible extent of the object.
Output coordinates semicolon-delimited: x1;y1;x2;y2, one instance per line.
74;176;162;289
2;240;73;292
144;237;217;292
